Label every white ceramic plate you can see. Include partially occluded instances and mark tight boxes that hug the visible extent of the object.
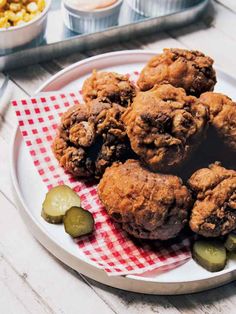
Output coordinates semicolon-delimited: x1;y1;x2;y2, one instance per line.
11;50;236;294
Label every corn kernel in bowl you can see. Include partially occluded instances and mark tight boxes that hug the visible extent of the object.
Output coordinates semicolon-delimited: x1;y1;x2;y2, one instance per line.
0;0;46;29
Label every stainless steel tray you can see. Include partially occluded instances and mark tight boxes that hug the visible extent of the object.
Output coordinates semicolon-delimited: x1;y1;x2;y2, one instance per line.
0;0;209;71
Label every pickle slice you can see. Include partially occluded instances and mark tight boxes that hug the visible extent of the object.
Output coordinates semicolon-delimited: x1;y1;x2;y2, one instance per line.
225;233;236;252
42;185;81;224
63;206;94;238
228;251;236;261
193;240;227;272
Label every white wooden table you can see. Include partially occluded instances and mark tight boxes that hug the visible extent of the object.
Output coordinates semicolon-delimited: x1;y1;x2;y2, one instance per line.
1;1;236;313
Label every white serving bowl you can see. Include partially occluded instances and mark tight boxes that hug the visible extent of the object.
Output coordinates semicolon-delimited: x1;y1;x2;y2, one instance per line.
126;0;200;17
62;0;123;34
0;0;51;52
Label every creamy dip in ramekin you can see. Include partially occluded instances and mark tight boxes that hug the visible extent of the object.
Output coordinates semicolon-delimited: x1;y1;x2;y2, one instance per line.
62;0;123;34
64;0;118;11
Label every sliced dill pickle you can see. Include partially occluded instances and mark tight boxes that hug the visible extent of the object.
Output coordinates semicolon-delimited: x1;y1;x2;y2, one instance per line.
228;251;236;261
225;233;236;252
63;206;94;238
42;185;81;224
193;240;227;272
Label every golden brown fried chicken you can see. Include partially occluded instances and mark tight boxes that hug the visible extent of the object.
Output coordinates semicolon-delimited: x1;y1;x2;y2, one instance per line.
52;98;134;179
82;70;136;107
189;163;236;237
138;48;216;97
122;84;209;172
98;160;192;240
199;92;236;151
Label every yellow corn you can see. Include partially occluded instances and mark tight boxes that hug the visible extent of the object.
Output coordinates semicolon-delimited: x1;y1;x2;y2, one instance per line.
5;10;17;22
14;19;25;26
26;2;38;13
37;0;45;11
0;0;7;10
9;3;21;11
0;16;8;27
15;9;24;20
0;0;46;28
23;12;30;21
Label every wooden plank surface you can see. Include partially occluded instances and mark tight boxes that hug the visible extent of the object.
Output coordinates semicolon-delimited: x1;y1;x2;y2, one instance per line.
1;0;236;313
216;0;236;12
0;192;115;314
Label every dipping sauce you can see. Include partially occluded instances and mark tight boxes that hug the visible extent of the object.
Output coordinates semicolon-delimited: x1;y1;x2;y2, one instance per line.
64;0;118;11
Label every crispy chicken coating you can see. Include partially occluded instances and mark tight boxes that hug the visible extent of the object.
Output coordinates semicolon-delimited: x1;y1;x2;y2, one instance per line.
199;92;236;151
82;70;137;107
52;98;133;179
138;48;216;96
98;160;192;240
122;84;209;172
189;163;236;237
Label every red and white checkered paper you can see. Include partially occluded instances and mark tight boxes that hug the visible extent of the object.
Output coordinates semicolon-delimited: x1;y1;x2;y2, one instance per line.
13;72;191;276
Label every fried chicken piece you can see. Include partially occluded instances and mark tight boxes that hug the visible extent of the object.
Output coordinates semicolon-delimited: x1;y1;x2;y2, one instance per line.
189;163;236;237
199;92;236;151
82;70;136;107
52;98;133;179
122;84;209;172
138;48;216;97
98;160;192;240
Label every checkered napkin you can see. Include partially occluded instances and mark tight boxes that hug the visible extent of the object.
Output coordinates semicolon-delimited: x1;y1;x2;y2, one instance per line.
12;73;191;276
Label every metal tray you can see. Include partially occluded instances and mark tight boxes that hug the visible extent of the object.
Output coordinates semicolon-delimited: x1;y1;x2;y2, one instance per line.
0;0;209;71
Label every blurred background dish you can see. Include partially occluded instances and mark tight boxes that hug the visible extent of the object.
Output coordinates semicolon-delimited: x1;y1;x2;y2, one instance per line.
0;0;46;29
126;0;201;17
64;0;118;11
0;0;51;51
62;0;123;34
0;0;209;70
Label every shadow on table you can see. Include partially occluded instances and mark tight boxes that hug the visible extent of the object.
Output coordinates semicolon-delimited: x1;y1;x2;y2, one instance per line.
84;275;236;312
38;240;235;312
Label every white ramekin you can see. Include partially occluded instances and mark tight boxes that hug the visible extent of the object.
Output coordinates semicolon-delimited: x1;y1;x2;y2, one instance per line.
62;0;123;34
0;0;51;52
126;0;200;17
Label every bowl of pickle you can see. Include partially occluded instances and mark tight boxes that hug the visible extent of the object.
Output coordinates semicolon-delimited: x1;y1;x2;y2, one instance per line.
0;0;51;51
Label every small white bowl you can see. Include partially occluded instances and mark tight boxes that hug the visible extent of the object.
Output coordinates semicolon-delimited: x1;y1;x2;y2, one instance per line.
62;0;123;34
126;0;200;17
0;0;51;52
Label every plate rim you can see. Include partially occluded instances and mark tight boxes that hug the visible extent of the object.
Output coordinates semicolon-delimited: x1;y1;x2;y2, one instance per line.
10;49;236;294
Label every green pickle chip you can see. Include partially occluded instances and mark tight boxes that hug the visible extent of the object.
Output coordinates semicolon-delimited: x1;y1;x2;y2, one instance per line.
193;240;227;272
225;233;236;252
63;206;94;238
42;185;81;224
